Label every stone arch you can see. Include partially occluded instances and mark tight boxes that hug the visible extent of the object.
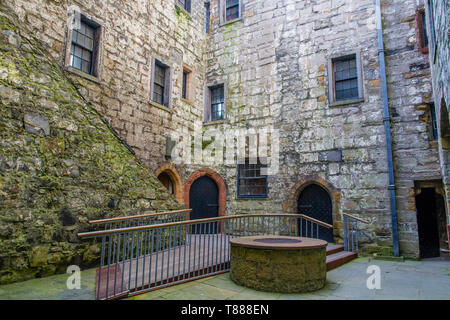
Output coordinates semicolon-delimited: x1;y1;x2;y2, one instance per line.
155;163;184;203
283;175;342;237
184;168;227;218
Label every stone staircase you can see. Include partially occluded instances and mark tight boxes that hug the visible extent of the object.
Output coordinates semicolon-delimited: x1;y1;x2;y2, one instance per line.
326;244;358;271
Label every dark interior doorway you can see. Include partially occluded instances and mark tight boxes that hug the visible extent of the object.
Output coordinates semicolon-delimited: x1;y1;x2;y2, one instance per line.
157;172;174;195
297;184;334;243
189;176;219;234
415;188;444;258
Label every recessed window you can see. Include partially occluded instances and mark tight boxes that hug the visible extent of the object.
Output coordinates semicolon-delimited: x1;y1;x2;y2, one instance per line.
429;103;438;140
328;53;364;104
237;159;268;198
334;57;358;101
416;8;429;54
426;0;436;59
209;85;225;121
151;59;172;108
205;2;211;34
182;71;188;99
226;0;240;21
220;0;242;24
67;16;101;77
177;0;191;13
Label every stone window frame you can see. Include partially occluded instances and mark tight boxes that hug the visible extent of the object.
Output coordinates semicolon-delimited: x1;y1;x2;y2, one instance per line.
64;11;103;82
219;0;244;26
150;57;173;110
180;63;195;104
327;51;364;107
204;81;228;123
415;7;429;54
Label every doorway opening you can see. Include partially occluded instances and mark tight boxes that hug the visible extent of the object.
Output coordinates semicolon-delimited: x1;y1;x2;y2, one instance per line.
415;186;447;258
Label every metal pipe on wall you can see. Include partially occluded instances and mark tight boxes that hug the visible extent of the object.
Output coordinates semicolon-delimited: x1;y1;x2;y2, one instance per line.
375;0;400;257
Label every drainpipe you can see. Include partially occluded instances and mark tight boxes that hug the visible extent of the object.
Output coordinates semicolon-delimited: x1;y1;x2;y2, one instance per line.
375;0;400;257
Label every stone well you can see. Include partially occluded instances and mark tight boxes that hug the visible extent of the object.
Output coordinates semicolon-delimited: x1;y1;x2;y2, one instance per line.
230;236;327;293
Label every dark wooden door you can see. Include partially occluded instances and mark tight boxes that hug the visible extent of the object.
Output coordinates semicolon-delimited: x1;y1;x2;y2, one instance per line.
189;176;219;234
416;188;441;258
298;184;334;243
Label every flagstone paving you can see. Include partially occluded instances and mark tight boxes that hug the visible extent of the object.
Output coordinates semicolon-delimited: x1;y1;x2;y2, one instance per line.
0;257;449;300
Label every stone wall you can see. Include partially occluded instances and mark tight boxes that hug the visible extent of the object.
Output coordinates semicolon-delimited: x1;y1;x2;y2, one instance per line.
426;0;450;244
2;0;445;270
200;0;441;257
4;0;208;178
0;3;182;284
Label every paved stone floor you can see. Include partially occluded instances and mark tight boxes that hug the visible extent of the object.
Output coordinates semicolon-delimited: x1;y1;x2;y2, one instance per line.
0;257;449;300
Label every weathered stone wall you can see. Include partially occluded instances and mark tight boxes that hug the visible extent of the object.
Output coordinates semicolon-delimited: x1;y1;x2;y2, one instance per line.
0;3;182;284
4;0;208;179
426;0;450;237
2;0;445;269
200;0;441;257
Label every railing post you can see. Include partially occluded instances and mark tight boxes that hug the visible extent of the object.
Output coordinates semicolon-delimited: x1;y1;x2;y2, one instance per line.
343;215;349;251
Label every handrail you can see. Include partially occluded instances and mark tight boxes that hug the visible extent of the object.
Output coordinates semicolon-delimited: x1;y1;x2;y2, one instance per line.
297;214;333;229
88;209;192;224
237;212;334;229
342;213;369;224
78;213;332;238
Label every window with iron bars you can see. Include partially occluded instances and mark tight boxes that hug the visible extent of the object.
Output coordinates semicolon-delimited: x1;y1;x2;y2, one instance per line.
237;159;268;198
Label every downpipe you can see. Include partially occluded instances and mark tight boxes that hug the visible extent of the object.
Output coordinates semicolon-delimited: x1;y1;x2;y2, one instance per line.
375;0;400;257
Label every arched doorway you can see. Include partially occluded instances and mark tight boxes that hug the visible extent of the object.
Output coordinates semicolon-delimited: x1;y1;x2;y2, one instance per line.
184;169;227;234
297;184;334;243
157;171;174;195
189;176;219;234
155;164;183;203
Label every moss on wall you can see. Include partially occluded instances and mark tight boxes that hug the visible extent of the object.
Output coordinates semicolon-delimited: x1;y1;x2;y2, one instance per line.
0;3;182;284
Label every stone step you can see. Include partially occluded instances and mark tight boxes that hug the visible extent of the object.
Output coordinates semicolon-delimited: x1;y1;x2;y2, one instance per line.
326;251;358;271
326;244;345;256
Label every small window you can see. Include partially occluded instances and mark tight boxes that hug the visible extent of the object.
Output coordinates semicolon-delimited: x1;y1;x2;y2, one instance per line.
237;159;268;198
220;0;241;24
205;2;211;34
426;0;436;60
210;85;224;121
416;8;429;54
430;103;438;140
68;17;101;77
151;59;171;108
226;0;240;21
328;53;364;104
177;0;191;13
182;71;188;99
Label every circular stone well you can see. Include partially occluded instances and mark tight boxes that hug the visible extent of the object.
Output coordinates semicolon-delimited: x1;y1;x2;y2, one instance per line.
230;236;327;293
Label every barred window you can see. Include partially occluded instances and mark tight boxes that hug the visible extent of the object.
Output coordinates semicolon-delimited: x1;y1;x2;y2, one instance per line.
237;159;268;198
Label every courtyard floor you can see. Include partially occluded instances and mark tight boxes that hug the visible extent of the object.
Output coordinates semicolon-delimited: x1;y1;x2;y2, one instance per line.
0;257;449;300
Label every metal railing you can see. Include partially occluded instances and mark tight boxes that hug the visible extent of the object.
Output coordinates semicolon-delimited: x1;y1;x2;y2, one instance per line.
78;213;332;300
89;209;191;230
343;213;369;253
